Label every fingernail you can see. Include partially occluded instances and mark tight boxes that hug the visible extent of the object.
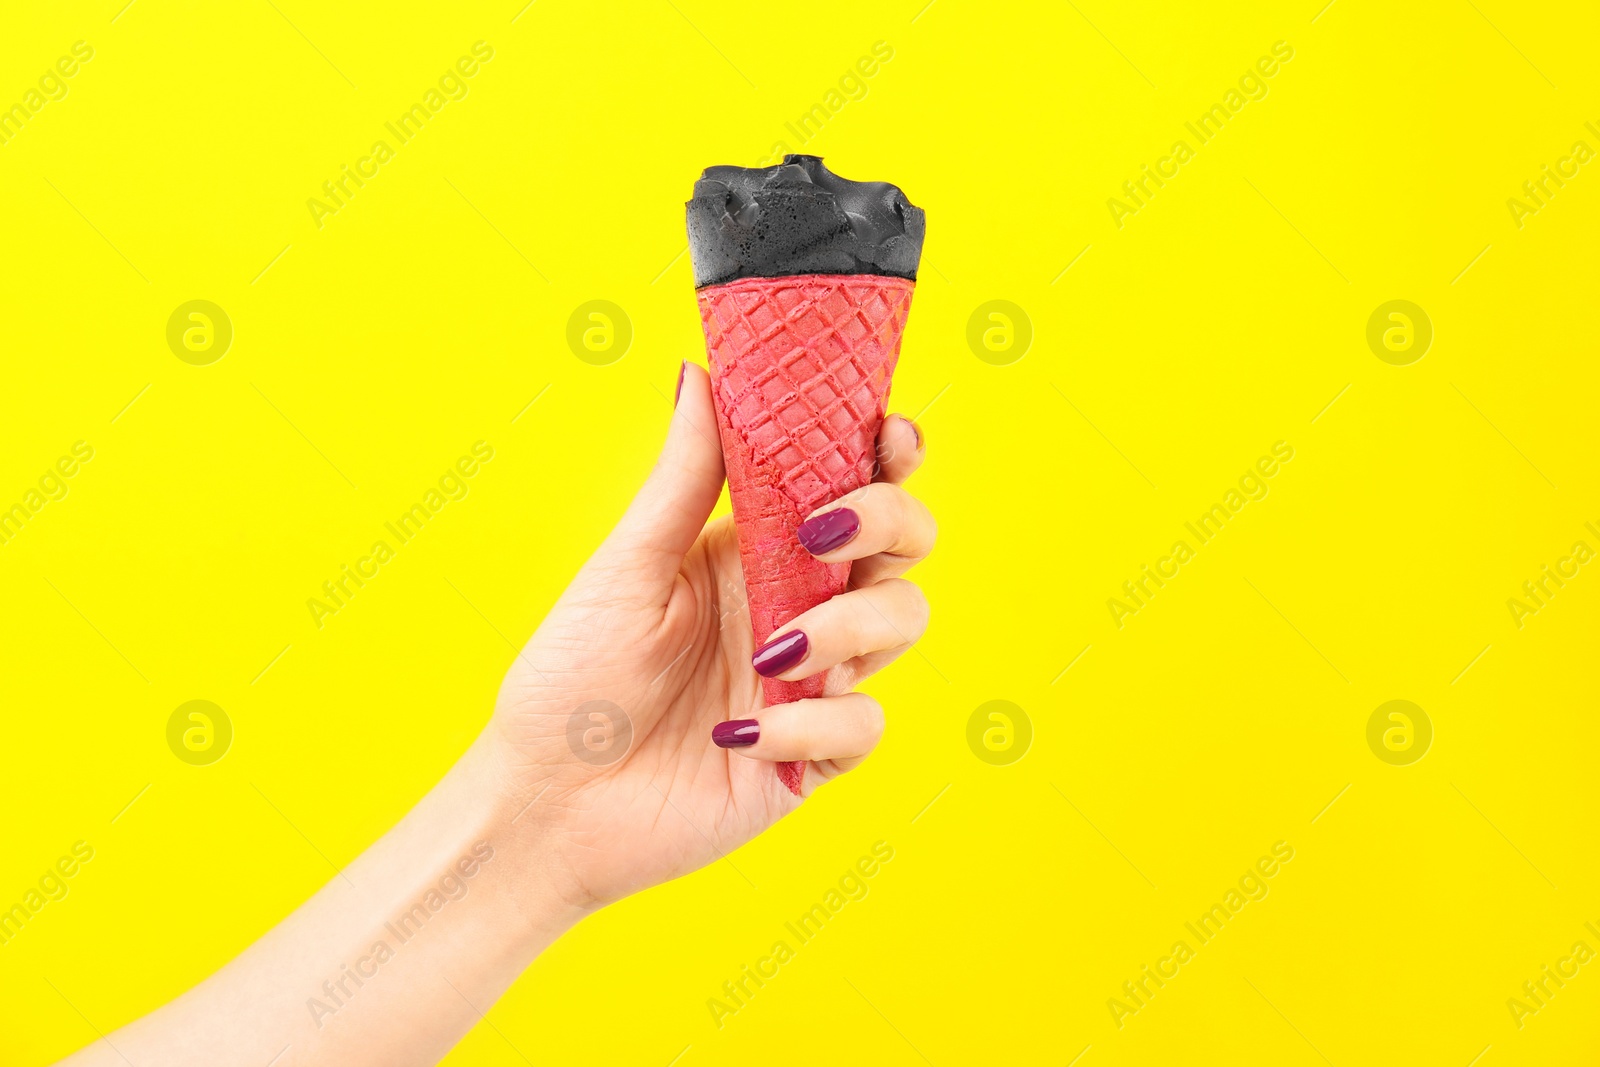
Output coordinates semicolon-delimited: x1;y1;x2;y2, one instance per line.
674;360;686;406
797;508;860;556
908;418;923;450
752;630;808;678
713;719;760;748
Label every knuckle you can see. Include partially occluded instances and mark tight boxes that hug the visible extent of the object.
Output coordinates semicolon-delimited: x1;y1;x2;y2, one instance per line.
886;579;930;632
840;482;877;508
907;499;935;557
810;483;873;520
883;489;930;557
853;694;886;739
841;593;875;644
905;582;932;631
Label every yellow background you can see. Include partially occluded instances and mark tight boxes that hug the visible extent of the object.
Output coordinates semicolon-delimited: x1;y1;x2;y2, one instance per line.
2;0;1597;1063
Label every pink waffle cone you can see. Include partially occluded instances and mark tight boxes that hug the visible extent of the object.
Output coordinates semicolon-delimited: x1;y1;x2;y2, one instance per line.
696;273;915;794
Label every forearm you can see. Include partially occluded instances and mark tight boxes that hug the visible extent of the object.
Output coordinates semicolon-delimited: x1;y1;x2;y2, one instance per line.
61;740;585;1067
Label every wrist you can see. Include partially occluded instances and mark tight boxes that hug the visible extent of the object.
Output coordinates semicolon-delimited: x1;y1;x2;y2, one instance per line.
450;733;600;921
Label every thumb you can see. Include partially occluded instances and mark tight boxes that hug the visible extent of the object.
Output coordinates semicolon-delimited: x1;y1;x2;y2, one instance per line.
596;361;726;584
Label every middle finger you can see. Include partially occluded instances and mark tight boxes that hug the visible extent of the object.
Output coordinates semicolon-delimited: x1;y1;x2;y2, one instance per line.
751;578;930;683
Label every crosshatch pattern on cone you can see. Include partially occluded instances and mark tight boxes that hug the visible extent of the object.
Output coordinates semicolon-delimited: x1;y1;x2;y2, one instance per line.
697;273;916;794
699;274;913;514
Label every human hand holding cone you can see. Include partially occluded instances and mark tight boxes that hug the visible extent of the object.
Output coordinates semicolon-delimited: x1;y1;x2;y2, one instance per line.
687;156;924;794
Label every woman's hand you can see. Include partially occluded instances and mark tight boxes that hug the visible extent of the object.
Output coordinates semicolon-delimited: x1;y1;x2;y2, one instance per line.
54;361;935;1067
487;362;936;910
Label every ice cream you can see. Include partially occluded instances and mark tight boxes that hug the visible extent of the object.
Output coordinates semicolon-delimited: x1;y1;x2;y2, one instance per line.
688;155;924;794
687;154;924;287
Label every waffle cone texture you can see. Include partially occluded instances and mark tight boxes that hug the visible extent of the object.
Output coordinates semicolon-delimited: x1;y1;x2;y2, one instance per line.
696;273;915;794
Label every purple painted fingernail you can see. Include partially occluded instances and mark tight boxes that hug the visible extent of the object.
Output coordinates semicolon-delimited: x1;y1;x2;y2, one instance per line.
674;360;686;406
797;508;860;556
752;630;808;678
713;719;760;748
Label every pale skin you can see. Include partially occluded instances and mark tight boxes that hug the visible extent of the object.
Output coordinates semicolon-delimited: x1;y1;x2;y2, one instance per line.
59;364;936;1067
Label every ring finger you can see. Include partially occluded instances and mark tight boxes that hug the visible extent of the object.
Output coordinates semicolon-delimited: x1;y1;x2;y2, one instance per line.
713;692;884;769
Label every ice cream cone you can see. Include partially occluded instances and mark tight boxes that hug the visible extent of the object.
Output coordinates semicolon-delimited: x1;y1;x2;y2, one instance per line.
697;273;915;793
687;154;923;794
